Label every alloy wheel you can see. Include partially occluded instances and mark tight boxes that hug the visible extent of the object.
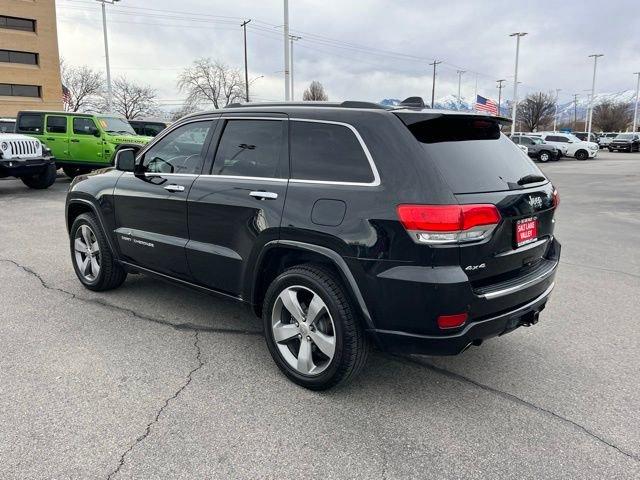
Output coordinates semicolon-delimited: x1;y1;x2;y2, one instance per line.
74;224;101;282
271;285;336;376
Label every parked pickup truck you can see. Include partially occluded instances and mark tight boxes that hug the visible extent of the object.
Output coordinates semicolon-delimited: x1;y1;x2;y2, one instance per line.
0;133;56;189
15;111;152;178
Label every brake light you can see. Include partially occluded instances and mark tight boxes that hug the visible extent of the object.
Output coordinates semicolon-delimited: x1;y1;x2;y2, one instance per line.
397;204;501;244
552;187;560;209
437;313;468;329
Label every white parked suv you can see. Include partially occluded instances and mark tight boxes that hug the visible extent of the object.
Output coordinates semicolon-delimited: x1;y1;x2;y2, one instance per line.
598;133;618;149
0;133;57;189
529;132;598;160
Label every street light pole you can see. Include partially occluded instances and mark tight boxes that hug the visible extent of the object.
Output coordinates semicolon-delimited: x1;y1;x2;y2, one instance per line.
283;0;290;101
633;72;640;132
289;35;301;100
587;54;603;139
456;70;465;109
97;0;119;113
429;59;442;108
553;88;562;132
573;93;579;130
496;79;506;116
509;32;527;136
241;19;251;102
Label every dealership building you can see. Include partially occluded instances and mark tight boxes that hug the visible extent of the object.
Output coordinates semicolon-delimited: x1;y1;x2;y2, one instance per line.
0;0;63;117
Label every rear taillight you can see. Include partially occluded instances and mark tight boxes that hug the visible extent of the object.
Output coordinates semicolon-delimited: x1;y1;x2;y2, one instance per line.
552;187;560;209
437;313;468;329
397;204;501;244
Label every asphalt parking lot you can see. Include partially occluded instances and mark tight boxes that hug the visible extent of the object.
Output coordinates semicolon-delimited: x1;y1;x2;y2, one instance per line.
1;150;639;479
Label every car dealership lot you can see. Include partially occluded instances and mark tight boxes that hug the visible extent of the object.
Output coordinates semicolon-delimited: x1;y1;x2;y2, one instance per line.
1;151;639;479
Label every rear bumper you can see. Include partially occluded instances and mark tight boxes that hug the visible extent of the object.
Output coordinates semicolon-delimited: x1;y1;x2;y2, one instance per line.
371;282;554;355
0;156;54;178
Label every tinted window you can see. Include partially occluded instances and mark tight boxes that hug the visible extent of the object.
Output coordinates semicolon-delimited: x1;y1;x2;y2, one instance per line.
511;137;521;144
46;116;67;134
403;115;543;194
291;121;374;183
521;137;533;145
0;120;15;133
0;49;38;65
73;117;97;135
546;135;568;143
130;123;144;135
142;121;212;175
213;120;285;178
17;113;43;133
0;16;36;32
144;124;165;136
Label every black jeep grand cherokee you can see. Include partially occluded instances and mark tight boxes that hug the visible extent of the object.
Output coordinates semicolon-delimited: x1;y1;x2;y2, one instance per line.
66;102;560;390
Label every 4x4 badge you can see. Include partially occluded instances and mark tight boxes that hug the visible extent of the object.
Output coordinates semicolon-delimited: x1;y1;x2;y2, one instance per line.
527;196;543;208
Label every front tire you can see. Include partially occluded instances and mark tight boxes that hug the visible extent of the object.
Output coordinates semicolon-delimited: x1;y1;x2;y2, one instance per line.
20;163;56;189
70;213;127;291
575;149;589;160
263;264;369;390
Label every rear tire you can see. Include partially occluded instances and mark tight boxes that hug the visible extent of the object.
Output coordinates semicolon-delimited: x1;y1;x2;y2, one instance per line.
262;264;369;390
575;149;589;160
537;150;551;163
63;166;92;178
70;213;127;291
20;163;56;189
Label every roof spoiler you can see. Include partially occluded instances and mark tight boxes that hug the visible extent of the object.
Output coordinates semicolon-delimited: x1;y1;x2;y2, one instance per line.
399;96;428;109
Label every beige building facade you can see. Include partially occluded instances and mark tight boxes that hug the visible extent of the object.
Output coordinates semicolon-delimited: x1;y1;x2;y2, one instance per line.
0;0;63;118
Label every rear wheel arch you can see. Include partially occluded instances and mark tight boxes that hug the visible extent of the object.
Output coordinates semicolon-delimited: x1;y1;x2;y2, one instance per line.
250;242;374;330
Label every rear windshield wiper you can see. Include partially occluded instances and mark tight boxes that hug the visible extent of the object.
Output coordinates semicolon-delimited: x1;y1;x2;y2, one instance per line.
517;174;547;186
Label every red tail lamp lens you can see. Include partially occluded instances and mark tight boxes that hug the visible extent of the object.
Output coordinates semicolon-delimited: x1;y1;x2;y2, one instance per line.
437;313;468;329
397;204;501;232
552;188;560;209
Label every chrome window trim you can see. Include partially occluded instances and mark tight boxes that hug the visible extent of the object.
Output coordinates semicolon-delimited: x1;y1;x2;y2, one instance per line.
220;116;287;121
288;118;381;187
198;175;288;182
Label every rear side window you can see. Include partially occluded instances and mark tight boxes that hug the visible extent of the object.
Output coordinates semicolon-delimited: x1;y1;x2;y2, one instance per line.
213;119;285;178
290;121;374;183
46;116;67;134
17;113;43;133
400;115;543;194
144;124;165;136
546;135;568;142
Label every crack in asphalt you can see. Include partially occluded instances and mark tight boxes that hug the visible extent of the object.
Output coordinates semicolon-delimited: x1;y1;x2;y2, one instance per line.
559;259;640;280
392;354;640;463
106;331;206;480
0;258;262;337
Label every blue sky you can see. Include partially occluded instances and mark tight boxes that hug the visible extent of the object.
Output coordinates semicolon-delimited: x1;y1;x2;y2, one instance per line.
56;0;640;109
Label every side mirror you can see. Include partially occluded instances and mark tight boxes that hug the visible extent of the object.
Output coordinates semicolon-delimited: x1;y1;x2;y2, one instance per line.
91;127;101;137
114;148;136;172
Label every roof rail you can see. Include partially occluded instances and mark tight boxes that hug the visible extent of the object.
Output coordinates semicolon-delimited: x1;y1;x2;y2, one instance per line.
224;101;389;110
339;101;387;110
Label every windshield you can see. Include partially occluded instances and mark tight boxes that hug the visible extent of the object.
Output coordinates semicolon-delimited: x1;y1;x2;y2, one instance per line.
400;115;545;194
97;116;136;135
567;134;581;142
615;133;634;140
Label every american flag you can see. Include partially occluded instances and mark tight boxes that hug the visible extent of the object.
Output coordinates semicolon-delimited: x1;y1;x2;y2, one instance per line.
62;84;71;107
475;95;498;115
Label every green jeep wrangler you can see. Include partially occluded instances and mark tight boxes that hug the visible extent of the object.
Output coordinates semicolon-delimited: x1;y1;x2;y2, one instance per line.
15;111;152;178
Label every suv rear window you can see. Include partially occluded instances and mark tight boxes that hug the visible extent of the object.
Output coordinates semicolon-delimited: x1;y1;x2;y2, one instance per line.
399;114;543;193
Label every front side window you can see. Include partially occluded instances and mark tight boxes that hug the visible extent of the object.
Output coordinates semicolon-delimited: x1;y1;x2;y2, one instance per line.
17;113;43;133
212;119;285;178
46;116;67;134
290;121;374;183
142;121;212;175
73;117;98;135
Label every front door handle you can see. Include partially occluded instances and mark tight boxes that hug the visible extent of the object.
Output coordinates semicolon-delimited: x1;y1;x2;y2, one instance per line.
46;137;55;141
164;184;185;192
249;191;278;200
70;139;80;143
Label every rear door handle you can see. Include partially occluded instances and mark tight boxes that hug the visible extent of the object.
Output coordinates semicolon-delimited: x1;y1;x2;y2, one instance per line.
164;184;185;192
249;191;278;200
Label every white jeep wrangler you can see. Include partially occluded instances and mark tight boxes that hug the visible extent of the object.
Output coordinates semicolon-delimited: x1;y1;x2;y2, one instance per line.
0;133;56;189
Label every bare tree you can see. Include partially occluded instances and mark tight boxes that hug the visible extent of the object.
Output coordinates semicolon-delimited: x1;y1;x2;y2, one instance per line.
592;100;632;132
170;101;200;122
98;76;159;119
516;92;556;131
302;81;328;101
177;58;245;109
60;59;105;112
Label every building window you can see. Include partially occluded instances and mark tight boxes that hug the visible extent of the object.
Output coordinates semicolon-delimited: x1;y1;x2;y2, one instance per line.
0;15;36;33
0;49;38;65
0;83;41;98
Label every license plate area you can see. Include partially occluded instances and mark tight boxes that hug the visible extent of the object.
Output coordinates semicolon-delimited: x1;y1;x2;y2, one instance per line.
515;217;538;247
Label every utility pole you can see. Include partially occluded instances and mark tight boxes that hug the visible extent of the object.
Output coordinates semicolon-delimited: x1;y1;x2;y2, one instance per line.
496;79;506;116
97;0;120;113
429;59;442;108
473;73;478;111
456;70;465;108
289;35;301;100
509;32;527;136
573;93;579;130
587;54;603;139
553;88;562;132
283;0;290;101
241;19;251;102
633;72;640;132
